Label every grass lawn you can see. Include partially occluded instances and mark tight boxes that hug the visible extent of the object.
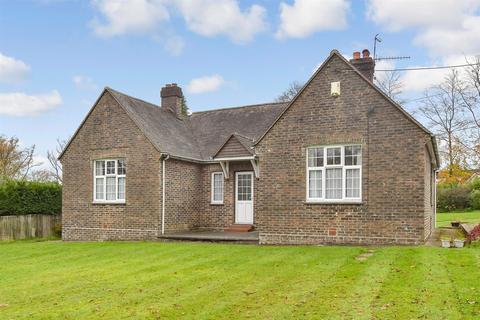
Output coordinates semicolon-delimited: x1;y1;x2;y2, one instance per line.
437;210;480;228
0;241;479;319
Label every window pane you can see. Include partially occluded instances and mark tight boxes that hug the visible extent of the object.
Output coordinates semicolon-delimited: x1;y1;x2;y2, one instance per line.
106;177;116;200
346;169;360;198
118;160;126;175
106;161;116;175
308;148;324;167
95;161;105;176
308;170;322;198
117;177;125;200
345;145;362;166
95;178;104;200
213;173;223;202
326;168;342;199
327;147;341;165
237;175;252;201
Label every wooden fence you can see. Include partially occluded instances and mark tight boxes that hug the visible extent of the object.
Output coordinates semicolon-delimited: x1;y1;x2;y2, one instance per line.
0;214;61;241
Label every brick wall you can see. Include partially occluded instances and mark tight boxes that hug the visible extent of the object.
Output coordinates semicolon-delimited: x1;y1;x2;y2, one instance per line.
61;91;161;241
163;158;203;233
255;54;432;245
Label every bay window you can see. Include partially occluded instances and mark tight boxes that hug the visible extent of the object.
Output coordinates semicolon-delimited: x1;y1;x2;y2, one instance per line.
94;159;126;203
307;145;361;203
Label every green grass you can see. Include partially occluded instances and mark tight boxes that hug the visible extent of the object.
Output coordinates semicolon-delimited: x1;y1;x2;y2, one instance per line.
0;241;479;319
437;210;480;227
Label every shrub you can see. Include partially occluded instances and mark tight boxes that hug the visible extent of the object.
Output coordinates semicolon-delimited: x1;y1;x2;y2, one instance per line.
470;190;480;210
470;178;480;191
467;224;480;242
0;180;61;216
437;185;471;212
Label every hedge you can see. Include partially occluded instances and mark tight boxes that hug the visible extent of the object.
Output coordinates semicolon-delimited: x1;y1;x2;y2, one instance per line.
0;180;61;216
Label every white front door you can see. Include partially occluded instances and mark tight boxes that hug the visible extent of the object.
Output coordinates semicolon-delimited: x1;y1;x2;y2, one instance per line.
235;172;254;224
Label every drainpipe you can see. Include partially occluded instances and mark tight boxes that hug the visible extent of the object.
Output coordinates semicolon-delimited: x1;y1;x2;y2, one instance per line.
434;169;438;229
161;153;170;235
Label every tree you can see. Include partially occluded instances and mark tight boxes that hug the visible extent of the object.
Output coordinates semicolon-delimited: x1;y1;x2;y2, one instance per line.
375;70;406;105
46;139;67;183
275;81;303;102
418;70;469;174
457;55;480;162
180;96;189;116
0;135;38;182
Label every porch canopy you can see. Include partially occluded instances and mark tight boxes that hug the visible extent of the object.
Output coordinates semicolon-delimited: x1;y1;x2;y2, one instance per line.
212;133;259;179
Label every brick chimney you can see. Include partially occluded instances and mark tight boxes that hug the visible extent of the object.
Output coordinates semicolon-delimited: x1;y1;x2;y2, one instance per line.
349;49;375;81
161;83;184;117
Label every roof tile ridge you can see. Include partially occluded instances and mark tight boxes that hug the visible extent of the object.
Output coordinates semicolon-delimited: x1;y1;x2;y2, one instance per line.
191;101;287;115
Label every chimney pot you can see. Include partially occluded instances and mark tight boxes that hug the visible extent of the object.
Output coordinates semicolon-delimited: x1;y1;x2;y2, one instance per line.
349;49;375;81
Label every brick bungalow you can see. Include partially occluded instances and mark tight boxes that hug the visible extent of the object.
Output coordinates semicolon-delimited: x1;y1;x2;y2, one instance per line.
59;49;440;245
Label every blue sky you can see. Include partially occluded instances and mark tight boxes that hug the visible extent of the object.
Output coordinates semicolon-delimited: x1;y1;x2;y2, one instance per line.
1;0;480;166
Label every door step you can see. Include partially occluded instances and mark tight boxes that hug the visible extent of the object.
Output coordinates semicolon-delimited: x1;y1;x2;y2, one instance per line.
224;224;254;233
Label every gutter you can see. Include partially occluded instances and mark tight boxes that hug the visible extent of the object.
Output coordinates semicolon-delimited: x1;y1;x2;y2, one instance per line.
160;153;170;235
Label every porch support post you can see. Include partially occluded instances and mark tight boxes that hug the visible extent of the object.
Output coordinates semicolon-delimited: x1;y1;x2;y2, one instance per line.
219;161;229;179
250;159;259;179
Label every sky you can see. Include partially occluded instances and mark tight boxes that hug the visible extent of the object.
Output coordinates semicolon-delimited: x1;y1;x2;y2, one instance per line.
1;0;480;168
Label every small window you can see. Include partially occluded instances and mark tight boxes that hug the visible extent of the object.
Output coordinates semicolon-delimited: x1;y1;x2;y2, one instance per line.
94;159;126;203
211;172;224;204
307;145;362;203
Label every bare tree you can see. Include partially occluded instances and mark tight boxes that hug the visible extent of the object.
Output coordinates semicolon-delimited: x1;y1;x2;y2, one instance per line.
275;81;303;102
0;135;38;182
47;139;67;183
458;55;480;161
419;70;469;173
375;70;406;105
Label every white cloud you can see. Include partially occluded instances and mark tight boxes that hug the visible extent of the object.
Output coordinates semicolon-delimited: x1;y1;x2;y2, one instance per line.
366;0;479;32
187;74;225;94
0;52;31;84
366;0;480;57
175;0;267;43
0;90;62;116
164;35;185;56
276;0;350;39
72;75;97;91
90;0;170;37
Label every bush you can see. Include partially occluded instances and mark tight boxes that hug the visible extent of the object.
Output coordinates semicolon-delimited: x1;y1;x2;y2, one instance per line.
0;180;61;216
470;178;480;191
467;224;480;242
437;185;471;212
470;190;480;210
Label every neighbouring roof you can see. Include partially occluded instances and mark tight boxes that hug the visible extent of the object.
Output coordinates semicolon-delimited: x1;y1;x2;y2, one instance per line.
100;88;287;162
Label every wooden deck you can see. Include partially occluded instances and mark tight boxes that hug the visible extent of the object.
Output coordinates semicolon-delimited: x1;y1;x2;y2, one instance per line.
158;230;259;244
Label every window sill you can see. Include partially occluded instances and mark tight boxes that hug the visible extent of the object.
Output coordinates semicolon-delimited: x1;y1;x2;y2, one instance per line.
92;201;126;205
304;200;362;205
210;202;224;206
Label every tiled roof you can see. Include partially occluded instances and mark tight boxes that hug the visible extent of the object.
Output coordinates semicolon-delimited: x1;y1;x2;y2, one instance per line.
107;87;287;162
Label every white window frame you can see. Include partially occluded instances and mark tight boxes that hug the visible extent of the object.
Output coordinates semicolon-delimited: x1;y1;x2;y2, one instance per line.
306;145;362;204
211;172;224;205
93;159;126;204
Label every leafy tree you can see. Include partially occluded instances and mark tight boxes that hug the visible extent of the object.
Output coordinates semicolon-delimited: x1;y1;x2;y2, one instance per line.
181;96;189;116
